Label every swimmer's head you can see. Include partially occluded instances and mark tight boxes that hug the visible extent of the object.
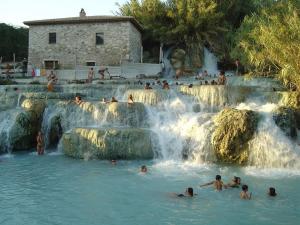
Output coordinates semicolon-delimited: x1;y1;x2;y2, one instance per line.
269;187;277;196
216;175;221;181
186;187;193;196
234;176;241;184
141;165;147;173
111;159;117;165
242;185;248;191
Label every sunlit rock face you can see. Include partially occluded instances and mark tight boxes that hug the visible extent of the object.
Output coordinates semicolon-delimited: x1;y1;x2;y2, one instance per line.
179;85;252;111
62;128;155;160
273;107;297;139
0;98;47;152
124;89;169;105
211;108;259;164
106;102;148;127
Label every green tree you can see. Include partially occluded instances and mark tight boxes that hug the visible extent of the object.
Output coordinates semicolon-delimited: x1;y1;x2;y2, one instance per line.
231;0;300;89
0;23;28;62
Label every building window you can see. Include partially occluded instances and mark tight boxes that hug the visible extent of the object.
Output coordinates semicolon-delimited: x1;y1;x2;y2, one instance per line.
96;33;104;45
86;61;95;66
49;33;56;44
44;60;59;69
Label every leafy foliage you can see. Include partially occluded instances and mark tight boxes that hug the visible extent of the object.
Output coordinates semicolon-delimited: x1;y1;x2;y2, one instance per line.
231;0;300;89
0;23;28;62
117;0;258;66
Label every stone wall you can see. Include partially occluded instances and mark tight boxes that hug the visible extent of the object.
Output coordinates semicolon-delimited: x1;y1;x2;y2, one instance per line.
28;21;142;68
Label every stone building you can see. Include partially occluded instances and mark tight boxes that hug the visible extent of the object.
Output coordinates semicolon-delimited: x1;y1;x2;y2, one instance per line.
24;10;143;69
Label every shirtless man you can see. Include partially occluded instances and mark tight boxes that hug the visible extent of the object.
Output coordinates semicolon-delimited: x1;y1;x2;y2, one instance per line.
36;131;44;155
240;185;252;200
200;175;227;191
218;71;226;85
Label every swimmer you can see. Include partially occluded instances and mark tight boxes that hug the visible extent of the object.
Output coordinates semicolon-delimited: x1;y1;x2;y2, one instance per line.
200;175;227;191
111;159;117;165
268;187;277;197
144;82;152;90
240;185;251;200
140;165;147;173
36;131;44;155
227;176;241;188
177;187;194;197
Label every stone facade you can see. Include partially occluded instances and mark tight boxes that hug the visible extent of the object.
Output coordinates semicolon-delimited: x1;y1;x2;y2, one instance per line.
24;16;142;69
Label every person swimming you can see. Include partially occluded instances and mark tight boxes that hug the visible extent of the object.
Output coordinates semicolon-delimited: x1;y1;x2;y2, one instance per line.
240;185;251;200
140;165;147;173
227;176;241;188
268;187;277;197
111;159;117;165
200;175;227;191
177;187;194;197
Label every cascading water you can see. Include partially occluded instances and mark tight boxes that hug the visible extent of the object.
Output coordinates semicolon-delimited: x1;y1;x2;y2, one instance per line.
236;102;300;169
162;47;176;78
202;48;219;75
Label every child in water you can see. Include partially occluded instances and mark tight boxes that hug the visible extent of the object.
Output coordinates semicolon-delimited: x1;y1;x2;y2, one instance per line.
240;185;251;199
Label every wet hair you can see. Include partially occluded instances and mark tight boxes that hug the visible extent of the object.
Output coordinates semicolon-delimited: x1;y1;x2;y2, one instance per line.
216;175;221;180
220;70;225;75
76;96;81;101
186;187;193;196
141;165;147;171
234;176;241;183
242;185;248;191
205;81;208;85
188;84;193;88
269;187;277;196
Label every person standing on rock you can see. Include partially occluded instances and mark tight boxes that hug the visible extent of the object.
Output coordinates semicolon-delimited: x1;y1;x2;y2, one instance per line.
36;131;44;155
87;67;94;83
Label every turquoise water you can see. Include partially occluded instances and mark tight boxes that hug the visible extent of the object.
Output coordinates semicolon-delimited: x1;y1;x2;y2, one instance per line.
1;153;299;225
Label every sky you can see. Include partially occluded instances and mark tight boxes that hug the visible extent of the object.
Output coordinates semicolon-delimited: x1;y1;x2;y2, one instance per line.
0;0;128;27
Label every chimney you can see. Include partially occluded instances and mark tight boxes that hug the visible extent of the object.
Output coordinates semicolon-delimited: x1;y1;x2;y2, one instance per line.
80;8;86;17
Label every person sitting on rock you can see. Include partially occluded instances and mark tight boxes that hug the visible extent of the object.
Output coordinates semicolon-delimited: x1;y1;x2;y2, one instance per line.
227;176;241;188
128;94;134;105
111;97;118;102
144;82;152;90
240;185;252;200
75;95;82;105
36;131;44;155
200;175;227;191
162;80;170;90
268;187;277;197
218;70;226;85
140;165;147;173
47;70;58;92
176;187;195;197
102;98;109;103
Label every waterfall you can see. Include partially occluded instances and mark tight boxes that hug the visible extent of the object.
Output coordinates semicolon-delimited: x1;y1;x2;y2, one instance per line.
236;102;300;169
202;48;219;76
0;109;22;153
162;47;176;78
